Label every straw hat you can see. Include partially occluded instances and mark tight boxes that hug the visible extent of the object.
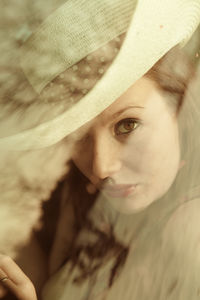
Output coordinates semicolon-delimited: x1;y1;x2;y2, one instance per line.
0;0;200;150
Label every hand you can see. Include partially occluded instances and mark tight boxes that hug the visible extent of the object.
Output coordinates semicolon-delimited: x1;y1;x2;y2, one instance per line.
0;254;37;300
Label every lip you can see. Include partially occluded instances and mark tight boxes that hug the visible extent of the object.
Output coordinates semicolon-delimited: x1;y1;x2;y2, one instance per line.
102;184;137;198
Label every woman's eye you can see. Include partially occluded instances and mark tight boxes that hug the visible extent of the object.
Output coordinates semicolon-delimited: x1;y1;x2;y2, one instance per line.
114;118;139;136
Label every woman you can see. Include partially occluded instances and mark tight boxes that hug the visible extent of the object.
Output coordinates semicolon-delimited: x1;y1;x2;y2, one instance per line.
41;49;200;300
0;0;200;299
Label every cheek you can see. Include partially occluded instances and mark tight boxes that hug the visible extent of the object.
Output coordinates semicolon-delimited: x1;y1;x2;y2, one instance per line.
140;123;180;197
122;120;180;182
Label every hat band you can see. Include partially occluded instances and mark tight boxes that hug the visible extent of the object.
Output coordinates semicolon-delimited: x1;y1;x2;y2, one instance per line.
20;0;137;93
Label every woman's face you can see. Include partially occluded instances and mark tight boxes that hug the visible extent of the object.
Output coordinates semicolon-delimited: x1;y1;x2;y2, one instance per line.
71;76;180;213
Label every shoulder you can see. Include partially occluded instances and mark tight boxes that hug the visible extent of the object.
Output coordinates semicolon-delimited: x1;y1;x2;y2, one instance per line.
164;197;200;234
162;197;200;256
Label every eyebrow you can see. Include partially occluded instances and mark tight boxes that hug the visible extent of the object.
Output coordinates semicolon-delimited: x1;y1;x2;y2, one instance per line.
71;105;144;139
112;105;144;119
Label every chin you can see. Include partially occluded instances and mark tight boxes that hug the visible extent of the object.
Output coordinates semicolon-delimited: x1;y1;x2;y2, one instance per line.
104;193;156;215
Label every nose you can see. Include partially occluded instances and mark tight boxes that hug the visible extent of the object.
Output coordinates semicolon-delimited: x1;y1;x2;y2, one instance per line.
92;134;122;180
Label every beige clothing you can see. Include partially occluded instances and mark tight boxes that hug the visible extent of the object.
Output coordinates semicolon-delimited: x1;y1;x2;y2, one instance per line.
42;187;200;300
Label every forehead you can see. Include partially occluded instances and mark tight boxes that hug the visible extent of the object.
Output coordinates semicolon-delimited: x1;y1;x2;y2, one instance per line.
98;76;158;120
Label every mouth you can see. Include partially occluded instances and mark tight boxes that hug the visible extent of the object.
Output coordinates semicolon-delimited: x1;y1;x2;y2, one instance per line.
102;184;138;198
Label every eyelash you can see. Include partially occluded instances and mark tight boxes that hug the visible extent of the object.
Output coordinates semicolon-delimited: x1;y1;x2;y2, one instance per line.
74;118;140;145
114;118;140;136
